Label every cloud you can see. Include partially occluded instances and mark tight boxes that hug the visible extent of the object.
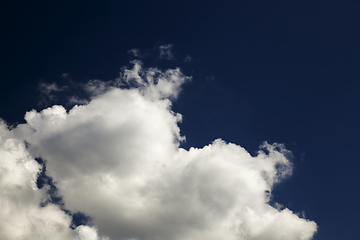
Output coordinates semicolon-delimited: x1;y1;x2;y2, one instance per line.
2;60;317;240
38;82;67;106
159;44;175;60
127;49;142;58
0;121;106;240
183;55;192;63
82;60;190;101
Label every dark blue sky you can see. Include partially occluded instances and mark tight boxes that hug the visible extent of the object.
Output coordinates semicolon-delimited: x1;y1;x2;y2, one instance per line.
1;1;360;239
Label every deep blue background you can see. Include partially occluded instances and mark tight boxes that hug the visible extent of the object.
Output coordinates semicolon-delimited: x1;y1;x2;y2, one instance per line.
1;1;360;239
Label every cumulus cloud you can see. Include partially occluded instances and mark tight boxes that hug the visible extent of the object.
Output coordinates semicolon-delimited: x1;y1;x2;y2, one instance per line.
0;121;106;240
1;60;317;240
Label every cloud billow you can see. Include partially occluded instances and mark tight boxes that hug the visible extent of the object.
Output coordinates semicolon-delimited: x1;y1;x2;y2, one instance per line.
0;61;317;240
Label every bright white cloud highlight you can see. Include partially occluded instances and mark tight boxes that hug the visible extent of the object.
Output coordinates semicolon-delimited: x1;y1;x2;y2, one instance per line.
1;61;317;240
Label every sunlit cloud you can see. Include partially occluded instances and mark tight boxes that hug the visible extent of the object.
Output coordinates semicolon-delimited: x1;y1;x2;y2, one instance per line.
1;59;317;240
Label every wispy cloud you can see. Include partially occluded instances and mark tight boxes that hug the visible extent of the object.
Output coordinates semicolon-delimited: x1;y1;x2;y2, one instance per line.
159;44;175;60
183;55;192;63
127;48;142;58
38;82;68;106
1;58;317;240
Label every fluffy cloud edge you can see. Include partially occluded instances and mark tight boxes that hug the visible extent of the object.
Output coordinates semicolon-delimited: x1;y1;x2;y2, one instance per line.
1;60;317;240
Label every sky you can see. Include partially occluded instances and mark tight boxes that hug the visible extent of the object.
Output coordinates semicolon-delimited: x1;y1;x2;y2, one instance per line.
1;1;359;239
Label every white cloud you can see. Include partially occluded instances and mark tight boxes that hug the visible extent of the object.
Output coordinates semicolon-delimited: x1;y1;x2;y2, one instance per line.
2;60;317;240
89;60;190;100
0;121;106;240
